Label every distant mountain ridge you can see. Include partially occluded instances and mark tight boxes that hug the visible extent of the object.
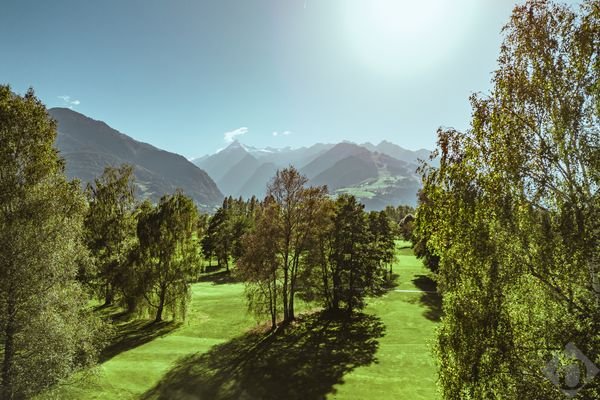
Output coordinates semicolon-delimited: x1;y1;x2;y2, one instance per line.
194;140;433;209
49;106;432;210
50;108;223;210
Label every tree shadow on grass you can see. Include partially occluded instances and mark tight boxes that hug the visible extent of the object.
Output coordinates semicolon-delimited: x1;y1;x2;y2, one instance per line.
383;272;400;291
100;319;182;363
369;272;400;297
412;274;442;322
142;311;385;400
197;270;241;285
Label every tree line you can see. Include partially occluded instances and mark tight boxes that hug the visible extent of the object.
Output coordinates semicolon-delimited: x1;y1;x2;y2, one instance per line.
83;164;201;323
0;86;403;398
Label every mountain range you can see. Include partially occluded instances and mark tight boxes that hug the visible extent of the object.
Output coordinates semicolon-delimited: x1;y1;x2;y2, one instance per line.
50;108;223;211
194;140;433;208
50;108;432;211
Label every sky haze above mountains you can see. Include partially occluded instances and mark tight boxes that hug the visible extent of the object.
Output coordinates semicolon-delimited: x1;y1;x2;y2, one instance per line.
1;0;583;158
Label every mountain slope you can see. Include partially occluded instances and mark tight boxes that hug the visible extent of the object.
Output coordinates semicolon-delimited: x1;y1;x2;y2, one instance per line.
310;155;378;191
193;141;250;182
254;143;334;169
308;150;421;208
50;107;223;210
193;140;428;209
373;140;433;164
237;162;278;199
300;142;370;179
216;153;261;196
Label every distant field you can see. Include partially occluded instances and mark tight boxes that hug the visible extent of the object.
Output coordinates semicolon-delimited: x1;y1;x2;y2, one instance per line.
41;242;439;400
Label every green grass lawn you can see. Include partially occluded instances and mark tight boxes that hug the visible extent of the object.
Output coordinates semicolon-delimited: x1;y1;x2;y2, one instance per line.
330;243;440;400
41;243;439;400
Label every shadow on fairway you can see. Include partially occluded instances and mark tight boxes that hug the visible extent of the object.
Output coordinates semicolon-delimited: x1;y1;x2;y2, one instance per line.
370;272;400;296
197;270;240;285
142;311;385;400
412;274;442;322
100;319;181;363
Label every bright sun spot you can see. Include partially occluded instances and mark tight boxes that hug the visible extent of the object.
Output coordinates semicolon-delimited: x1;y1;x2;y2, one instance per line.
343;0;481;78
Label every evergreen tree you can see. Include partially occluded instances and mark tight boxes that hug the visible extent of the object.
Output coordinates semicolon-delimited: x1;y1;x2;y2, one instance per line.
329;195;386;313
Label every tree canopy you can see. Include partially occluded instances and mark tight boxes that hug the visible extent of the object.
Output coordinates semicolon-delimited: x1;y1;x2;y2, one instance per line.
136;191;201;322
0;86;104;399
415;1;599;398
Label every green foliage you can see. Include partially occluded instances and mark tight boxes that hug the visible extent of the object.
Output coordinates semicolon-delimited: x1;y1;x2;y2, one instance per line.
369;210;397;274
237;198;282;327
202;196;256;271
136;191;201;322
327;195;392;313
84;164;137;307
0;86;105;399
412;189;440;273
202;206;229;268
416;2;600;398
237;167;330;326
239;168;397;324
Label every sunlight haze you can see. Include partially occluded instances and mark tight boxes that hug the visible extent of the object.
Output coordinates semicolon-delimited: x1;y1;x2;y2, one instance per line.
0;0;584;157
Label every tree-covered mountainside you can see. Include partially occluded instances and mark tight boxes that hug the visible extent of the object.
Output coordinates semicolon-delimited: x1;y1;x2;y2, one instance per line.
50;108;223;210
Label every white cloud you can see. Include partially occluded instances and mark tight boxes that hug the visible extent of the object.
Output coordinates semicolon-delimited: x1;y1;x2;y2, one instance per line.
224;127;248;143
272;130;292;137
58;95;81;109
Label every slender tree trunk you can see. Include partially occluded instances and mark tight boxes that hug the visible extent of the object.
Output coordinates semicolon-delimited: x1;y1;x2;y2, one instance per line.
320;244;332;309
271;270;277;329
104;283;113;306
322;266;331;309
288;287;295;320
2;297;16;400
332;268;341;311
347;258;355;315
270;286;276;330
126;296;137;314
155;286;166;323
288;256;299;321
282;253;289;321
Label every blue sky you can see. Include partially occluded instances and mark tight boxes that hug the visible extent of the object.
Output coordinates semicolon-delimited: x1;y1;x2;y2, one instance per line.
0;0;582;158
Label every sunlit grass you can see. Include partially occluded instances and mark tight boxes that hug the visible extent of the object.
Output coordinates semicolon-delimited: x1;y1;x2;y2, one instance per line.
40;244;439;400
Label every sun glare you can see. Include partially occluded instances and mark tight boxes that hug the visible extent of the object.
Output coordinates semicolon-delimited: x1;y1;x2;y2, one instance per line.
343;0;480;78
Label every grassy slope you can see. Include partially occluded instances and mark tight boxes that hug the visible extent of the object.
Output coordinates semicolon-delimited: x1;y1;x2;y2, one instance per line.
42;244;439;400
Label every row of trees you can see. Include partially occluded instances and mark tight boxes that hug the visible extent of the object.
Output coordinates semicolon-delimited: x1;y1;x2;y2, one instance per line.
414;1;599;399
237;167;397;329
0;86;401;398
88;165;399;331
84;165;201;322
0;87;203;397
